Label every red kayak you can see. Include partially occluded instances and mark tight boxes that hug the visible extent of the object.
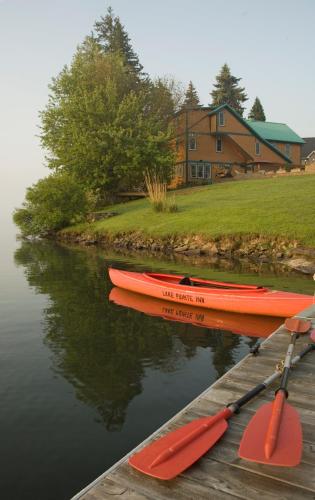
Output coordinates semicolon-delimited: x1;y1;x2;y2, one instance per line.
109;287;283;337
108;268;313;317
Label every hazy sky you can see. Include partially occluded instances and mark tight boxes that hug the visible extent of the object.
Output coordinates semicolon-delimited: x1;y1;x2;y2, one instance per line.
1;0;314;227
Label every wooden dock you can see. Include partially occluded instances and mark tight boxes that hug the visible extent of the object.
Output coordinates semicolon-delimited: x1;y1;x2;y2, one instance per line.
73;305;315;500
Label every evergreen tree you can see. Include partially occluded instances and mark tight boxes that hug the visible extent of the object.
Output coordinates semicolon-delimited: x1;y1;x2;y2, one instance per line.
183;81;200;108
210;63;248;116
94;7;144;78
248;97;266;121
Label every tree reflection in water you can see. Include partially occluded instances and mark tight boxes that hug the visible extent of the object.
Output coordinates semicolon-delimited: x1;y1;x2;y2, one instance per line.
14;240;260;431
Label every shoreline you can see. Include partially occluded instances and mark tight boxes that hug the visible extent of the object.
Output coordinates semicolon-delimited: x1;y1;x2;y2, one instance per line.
56;230;315;275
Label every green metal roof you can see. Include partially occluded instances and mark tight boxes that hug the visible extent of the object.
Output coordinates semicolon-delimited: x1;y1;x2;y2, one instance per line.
208;104;292;162
246;120;305;144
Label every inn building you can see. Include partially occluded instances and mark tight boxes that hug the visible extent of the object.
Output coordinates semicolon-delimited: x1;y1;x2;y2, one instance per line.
173;103;305;185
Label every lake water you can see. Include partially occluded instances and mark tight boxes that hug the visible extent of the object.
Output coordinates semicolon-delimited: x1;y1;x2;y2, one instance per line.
1;225;313;500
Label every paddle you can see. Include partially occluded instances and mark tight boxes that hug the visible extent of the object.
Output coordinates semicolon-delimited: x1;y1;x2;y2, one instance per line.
129;331;314;479
238;317;311;466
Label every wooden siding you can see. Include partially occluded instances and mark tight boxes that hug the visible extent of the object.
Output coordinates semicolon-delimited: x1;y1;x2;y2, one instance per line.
174;108;303;181
271;142;301;165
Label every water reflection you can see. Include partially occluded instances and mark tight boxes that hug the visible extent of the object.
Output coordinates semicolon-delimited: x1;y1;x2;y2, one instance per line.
13;239;282;433
15;241;179;431
109;287;283;338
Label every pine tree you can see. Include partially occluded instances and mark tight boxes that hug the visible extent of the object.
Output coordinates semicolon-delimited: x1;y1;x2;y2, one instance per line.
248;97;266;121
183;81;200;108
210;63;248;116
94;7;144;77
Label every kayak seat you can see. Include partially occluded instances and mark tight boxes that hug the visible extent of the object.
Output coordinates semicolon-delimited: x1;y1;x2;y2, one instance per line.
179;276;193;286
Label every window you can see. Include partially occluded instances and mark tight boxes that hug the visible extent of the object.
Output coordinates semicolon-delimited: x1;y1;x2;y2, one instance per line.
190;163;211;179
255;142;261;155
218;110;225;126
204;164;211;178
285;143;291;158
197;163;204;178
188;133;197;150
216;136;222;152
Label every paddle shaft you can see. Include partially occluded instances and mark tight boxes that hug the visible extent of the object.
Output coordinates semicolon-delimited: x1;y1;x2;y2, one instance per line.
228;340;314;415
230;319;311;415
264;332;300;458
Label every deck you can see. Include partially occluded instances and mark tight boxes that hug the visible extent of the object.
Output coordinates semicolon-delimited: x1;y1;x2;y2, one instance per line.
73;304;315;500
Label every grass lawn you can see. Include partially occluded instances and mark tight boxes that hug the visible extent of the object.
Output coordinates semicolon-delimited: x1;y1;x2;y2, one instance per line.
62;175;315;247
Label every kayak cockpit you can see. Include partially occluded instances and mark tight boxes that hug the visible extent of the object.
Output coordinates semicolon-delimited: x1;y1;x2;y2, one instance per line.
143;272;267;292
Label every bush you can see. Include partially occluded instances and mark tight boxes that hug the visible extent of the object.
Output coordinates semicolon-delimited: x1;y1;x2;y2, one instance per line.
13;173;91;236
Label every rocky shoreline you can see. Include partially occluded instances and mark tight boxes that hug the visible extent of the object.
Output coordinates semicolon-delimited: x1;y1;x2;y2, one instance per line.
57;229;315;275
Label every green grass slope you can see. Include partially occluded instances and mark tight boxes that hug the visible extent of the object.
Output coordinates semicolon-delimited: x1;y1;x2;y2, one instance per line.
63;175;315;247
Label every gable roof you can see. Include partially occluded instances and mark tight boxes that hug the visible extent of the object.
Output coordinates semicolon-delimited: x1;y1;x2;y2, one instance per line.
302;137;315;158
208;104;292;163
246;120;305;144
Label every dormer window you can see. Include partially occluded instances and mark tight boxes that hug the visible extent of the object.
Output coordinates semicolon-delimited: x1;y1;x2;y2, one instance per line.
218;110;225;126
188;133;197;150
255;141;261;156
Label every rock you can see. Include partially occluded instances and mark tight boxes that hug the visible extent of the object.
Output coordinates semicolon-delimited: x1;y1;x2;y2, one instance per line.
258;256;270;263
285;258;315;274
292;247;315;258
183;248;201;256
174;245;189;253
87;211;118;222
83;239;97;246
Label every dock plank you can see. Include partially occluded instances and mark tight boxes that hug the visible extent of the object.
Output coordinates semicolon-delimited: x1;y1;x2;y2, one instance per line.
73;306;315;500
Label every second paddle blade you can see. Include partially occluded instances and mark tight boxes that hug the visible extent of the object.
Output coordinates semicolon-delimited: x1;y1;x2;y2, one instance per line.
238;401;302;466
129;415;228;480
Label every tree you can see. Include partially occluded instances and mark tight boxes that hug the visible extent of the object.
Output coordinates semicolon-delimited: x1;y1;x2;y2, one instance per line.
39;37;175;195
183;81;200;108
94;7;144;78
13;172;90;236
248;97;266;121
210;63;248;116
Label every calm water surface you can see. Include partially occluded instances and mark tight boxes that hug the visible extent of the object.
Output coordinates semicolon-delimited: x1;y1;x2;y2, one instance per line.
0;226;313;500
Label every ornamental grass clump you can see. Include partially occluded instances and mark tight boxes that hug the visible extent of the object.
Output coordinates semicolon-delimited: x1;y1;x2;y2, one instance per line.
144;171;178;213
144;171;168;212
167;194;178;213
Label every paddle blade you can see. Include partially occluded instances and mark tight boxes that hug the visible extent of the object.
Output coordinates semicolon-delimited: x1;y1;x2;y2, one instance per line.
239;400;302;466
129;415;228;480
284;317;311;333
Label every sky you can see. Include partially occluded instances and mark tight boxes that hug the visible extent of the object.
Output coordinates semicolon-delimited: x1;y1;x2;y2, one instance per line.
1;0;314;229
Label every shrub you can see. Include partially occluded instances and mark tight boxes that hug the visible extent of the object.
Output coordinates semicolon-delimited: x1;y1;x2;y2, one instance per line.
13;172;91;236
